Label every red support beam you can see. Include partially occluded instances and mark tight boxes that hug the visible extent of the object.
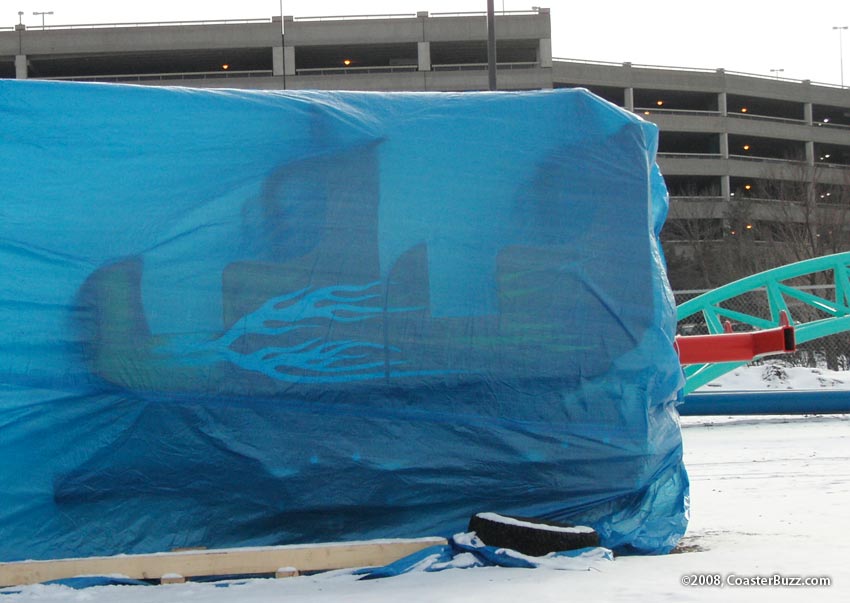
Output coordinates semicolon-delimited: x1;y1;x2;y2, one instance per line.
675;311;796;365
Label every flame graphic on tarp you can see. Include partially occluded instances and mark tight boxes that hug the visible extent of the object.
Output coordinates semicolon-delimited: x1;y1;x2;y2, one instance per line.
158;282;448;383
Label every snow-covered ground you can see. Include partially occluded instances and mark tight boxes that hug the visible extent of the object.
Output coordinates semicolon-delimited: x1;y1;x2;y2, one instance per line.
4;366;849;602
698;362;850;391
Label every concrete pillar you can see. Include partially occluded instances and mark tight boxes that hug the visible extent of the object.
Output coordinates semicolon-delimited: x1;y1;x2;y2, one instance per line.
15;55;27;79
719;131;729;159
624;87;634;111
272;47;284;76
802;82;814;163
417;41;431;72
284;46;296;76
282;16;295;77
538;38;552;68
721;173;732;233
718;91;727;116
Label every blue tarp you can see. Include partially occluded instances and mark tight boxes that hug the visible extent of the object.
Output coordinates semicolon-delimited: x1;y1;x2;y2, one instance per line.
354;532;614;579
0;80;688;562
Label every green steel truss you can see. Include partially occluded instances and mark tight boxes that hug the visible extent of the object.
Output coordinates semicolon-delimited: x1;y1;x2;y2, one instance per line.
676;252;850;394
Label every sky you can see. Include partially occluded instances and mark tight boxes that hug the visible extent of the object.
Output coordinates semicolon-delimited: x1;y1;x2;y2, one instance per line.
5;1;850;86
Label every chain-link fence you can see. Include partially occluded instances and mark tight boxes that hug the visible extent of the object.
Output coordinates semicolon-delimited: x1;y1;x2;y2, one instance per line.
674;286;850;371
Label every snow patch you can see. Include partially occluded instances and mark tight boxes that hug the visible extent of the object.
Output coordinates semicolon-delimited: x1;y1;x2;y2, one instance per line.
698;362;849;391
474;513;596;535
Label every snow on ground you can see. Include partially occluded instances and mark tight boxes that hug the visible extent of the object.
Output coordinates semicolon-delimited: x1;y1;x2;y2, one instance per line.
4;368;849;602
698;362;850;391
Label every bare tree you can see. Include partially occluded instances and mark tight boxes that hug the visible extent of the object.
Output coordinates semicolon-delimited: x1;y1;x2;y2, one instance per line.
664;164;850;281
749;159;850;281
661;185;726;290
733;160;850;369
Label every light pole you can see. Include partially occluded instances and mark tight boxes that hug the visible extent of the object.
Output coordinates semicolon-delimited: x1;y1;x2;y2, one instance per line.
33;11;53;30
833;26;848;87
486;0;496;90
770;68;784;79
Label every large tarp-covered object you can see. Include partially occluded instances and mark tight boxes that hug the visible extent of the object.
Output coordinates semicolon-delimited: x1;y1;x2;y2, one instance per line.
0;80;688;562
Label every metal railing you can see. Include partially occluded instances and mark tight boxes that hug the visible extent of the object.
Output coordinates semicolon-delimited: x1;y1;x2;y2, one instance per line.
432;64;487;72
814;121;850;130
657;152;724;160
555;56;720;75
294;10;545;21
668;195;849;208
432;62;538;72
723;68;836;87
640;109;850;131
636;108;721;117
46;69;274;83
552;57;846;90
296;62;537;76
6;9;547;29
815;159;850;169
293;14;416;22
728;113;850;129
297;65;417;76
670;196;850;215
431;10;543;17
637;108;850;130
725;196;798;204
670;196;726;203
727;154;809;165
658;154;850;169
659;153;821;167
726;155;850;169
34;18;270;30
728;112;808;126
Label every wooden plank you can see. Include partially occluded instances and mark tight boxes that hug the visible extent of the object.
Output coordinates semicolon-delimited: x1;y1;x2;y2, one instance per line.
0;537;447;587
274;567;299;579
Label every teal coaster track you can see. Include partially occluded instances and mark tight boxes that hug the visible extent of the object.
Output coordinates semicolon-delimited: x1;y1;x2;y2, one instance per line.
676;252;850;395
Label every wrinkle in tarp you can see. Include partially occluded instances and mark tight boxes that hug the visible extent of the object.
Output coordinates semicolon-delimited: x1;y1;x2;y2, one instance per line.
0;81;687;561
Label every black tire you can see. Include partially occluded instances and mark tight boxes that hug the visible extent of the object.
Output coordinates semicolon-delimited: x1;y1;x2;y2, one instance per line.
467;512;600;556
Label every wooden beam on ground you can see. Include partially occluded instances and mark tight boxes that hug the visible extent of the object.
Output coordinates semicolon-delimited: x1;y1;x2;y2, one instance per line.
0;537;447;587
